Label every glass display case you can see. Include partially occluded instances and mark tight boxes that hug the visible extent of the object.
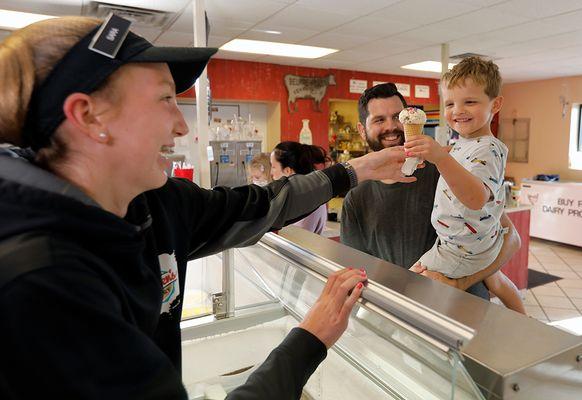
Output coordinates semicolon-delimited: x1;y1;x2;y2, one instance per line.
180;227;582;400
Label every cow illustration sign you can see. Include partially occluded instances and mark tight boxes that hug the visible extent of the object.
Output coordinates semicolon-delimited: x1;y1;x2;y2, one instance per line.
284;74;335;112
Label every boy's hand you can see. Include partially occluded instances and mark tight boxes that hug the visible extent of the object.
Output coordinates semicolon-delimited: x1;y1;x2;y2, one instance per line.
404;135;449;165
410;262;463;289
409;262;426;273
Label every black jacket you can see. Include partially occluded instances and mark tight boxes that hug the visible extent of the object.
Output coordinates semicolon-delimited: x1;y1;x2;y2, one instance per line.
0;150;351;399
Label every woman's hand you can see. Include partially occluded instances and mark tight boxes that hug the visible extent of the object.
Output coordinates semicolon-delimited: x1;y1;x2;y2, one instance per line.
404;135;449;165
348;146;420;183
298;268;367;349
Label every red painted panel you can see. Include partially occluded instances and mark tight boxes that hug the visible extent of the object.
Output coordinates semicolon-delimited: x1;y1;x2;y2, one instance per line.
501;210;530;290
179;58;441;148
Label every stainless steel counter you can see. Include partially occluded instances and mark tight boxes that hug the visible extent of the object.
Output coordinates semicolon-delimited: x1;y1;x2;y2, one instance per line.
274;226;582;400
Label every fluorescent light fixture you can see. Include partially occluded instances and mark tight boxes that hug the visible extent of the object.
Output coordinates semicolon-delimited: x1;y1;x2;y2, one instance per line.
220;39;337;59
401;61;457;73
0;9;55;30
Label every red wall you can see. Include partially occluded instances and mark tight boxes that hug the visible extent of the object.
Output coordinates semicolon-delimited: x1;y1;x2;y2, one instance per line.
180;58;441;149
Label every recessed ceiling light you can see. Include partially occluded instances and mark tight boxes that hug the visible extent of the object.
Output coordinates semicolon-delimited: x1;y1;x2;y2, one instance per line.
251;29;282;35
0;9;56;30
220;39;337;59
401;61;457;73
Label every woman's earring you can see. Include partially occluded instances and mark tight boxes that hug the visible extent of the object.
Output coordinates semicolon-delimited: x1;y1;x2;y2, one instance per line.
98;132;108;141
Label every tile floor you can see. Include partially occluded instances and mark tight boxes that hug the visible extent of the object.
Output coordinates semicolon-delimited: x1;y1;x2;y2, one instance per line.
323;221;582;334
524;238;582;325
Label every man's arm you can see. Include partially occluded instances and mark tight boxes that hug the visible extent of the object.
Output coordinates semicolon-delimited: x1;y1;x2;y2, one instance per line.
420;213;521;290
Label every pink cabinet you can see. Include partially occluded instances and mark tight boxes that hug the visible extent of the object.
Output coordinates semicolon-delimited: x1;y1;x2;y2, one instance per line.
501;209;531;290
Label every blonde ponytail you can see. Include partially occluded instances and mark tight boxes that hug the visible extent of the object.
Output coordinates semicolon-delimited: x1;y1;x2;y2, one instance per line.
0;17;101;146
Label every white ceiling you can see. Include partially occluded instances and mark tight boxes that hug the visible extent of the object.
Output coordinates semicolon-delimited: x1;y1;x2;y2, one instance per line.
3;0;582;82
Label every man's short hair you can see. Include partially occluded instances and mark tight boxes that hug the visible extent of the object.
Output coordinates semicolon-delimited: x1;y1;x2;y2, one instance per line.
358;83;407;124
442;57;502;98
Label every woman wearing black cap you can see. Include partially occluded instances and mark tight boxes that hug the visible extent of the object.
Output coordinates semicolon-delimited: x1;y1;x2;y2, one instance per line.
0;17;417;399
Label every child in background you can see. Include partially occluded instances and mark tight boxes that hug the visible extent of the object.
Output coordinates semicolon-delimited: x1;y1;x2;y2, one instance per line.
405;57;525;314
248;153;272;187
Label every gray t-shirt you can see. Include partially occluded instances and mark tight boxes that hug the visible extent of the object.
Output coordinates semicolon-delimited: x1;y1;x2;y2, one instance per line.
340;162;489;299
341;162;439;269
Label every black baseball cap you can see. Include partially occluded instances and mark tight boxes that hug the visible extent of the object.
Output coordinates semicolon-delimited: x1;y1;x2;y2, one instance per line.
23;17;217;151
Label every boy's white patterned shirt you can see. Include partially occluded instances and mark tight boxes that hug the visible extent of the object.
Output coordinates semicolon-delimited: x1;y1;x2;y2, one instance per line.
432;135;508;254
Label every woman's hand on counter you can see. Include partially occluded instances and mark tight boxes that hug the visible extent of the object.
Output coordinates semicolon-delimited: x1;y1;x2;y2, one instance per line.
298;268;367;349
348;146;422;183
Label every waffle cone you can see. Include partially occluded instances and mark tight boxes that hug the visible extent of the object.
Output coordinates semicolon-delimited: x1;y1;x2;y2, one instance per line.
403;124;424;140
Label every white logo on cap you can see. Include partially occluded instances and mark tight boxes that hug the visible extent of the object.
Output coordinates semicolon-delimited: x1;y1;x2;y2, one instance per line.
106;27;119;42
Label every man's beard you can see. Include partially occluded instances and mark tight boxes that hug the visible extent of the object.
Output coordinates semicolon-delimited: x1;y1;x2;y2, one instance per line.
365;130;404;152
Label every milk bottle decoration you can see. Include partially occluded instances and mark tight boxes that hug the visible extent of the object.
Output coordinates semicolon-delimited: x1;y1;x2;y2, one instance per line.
299;119;313;145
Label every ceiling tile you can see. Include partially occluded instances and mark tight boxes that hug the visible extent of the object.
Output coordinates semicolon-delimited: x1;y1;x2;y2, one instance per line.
300;32;377;51
323;16;417;41
488;42;547;59
542;9;582;32
207;35;230;48
172;3;256;34
450;0;507;6
372;0;482;25
205;0;292;24
356;35;434;57
393;24;469;44
449;35;509;55
295;0;401;16
442;8;531;35
261;4;356;31
4;0;582;84
240;24;319;43
488;0;582;20
483;21;566;43
155;30;193;46
321;49;384;63
207;21;255;38
533;31;582;50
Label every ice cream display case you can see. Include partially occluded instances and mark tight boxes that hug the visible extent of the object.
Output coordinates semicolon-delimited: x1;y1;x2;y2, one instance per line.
181;227;582;400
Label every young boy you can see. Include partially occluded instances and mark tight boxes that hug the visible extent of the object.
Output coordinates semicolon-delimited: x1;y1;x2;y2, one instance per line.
405;57;525;314
247;153;272;187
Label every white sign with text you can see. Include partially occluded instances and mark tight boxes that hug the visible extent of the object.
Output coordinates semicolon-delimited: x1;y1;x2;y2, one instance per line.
415;85;430;98
395;83;411;97
349;79;368;94
521;181;582;247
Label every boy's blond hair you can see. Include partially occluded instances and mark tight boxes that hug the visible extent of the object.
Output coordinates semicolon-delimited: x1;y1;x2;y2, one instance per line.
442;57;502;98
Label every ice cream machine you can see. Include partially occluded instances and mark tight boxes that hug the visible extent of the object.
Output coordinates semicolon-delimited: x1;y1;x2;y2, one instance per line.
210;140;262;187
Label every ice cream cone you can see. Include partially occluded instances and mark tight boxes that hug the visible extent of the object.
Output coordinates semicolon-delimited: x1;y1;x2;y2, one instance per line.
403;123;424;140
399;107;427;176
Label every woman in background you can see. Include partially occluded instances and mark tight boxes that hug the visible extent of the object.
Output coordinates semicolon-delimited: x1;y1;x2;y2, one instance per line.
271;141;330;234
